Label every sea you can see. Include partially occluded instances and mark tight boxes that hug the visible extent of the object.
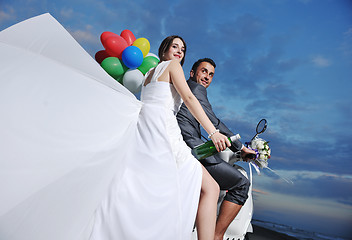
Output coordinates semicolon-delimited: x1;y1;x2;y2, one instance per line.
251;219;350;240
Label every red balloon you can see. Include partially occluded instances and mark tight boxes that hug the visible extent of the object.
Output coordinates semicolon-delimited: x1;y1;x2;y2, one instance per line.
100;31;119;44
120;29;136;46
103;36;128;59
95;50;110;64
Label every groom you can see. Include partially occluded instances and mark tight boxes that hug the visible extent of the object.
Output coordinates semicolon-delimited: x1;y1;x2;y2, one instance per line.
176;58;255;240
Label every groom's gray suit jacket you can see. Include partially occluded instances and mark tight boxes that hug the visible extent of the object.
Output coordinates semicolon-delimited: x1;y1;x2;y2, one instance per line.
177;79;243;164
177;79;250;205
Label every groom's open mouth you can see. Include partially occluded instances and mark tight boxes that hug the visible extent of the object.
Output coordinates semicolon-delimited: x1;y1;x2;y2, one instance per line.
200;79;208;86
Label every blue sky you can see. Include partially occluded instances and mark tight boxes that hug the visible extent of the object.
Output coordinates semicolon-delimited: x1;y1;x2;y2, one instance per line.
1;0;351;238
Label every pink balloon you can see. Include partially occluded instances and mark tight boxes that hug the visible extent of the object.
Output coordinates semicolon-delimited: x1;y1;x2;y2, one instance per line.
120;29;136;46
102;35;128;59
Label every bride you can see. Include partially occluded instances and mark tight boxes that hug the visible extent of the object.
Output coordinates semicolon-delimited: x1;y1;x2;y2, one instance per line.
0;14;230;240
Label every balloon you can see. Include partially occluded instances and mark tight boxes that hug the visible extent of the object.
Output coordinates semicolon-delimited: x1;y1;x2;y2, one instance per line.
120;29;136;46
103;35;128;59
95;50;110;64
115;75;124;84
146;52;159;60
122;69;144;94
101;57;128;80
121;46;143;69
132;38;150;57
100;31;119;44
138;56;159;75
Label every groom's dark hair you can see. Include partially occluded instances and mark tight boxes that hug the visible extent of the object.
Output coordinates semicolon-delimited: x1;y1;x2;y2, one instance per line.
191;58;216;74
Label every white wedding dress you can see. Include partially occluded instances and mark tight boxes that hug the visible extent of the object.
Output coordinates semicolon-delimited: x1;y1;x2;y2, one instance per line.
89;61;202;239
0;14;202;240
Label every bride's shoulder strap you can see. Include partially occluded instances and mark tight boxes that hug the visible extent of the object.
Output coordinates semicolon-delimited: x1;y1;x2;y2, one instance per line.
144;60;172;86
155;61;172;79
143;67;156;86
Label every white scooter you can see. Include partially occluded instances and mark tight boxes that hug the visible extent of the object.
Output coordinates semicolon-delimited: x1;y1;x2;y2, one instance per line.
192;119;268;240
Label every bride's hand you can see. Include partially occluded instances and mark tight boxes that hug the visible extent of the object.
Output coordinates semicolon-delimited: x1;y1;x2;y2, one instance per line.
210;132;231;152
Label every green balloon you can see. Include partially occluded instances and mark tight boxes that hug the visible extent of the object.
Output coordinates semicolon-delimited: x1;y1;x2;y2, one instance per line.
101;57;128;80
137;56;159;75
116;75;123;84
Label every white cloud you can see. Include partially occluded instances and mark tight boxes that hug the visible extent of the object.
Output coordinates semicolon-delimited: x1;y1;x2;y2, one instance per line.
344;28;352;35
267;169;352;181
340;27;352;56
69;25;98;45
311;55;331;67
60;8;74;19
0;7;15;24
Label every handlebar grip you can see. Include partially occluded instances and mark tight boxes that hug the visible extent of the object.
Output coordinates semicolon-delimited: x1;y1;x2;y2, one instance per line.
244;153;256;160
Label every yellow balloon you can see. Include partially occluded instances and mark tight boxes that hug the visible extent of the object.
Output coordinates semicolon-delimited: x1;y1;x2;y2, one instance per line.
132;38;150;57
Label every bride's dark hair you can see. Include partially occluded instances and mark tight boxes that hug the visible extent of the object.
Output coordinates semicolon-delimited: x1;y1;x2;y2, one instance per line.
158;35;187;66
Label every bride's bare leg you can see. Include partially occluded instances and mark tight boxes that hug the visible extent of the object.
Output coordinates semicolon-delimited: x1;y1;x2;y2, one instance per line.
196;165;219;240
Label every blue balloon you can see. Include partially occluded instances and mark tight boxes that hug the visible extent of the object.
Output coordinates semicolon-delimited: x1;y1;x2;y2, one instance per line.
121;46;144;69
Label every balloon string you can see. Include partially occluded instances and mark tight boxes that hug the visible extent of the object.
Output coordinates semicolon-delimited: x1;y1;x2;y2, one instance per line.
265;166;294;185
249;162;261;175
249;162;293;185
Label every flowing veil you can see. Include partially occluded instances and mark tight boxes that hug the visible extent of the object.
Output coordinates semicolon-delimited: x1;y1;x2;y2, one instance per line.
0;13;142;240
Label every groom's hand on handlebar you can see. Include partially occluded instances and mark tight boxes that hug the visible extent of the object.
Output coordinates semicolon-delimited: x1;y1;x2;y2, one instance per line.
210;132;231;152
241;146;256;162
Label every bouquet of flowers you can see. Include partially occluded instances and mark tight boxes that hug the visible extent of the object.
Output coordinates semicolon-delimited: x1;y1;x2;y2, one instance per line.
247;137;292;184
247;137;271;169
